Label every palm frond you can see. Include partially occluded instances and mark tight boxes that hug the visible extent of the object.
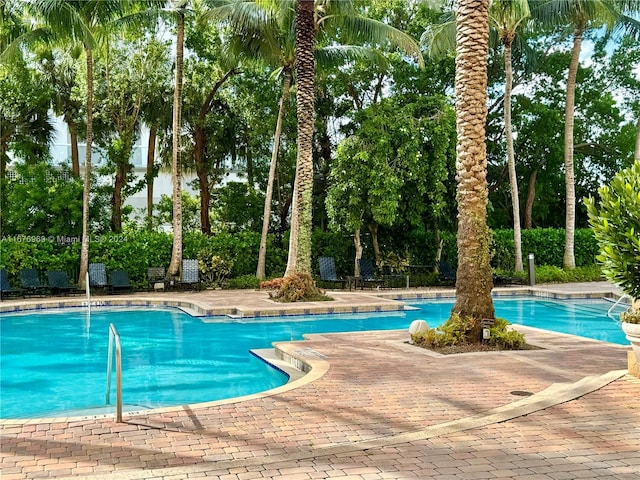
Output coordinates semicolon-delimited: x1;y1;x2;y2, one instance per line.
315;45;390;70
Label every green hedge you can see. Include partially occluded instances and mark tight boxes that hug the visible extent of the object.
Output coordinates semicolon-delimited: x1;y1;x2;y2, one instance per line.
0;227;599;289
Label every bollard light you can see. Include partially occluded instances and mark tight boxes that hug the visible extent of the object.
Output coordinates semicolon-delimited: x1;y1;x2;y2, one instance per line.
528;253;536;286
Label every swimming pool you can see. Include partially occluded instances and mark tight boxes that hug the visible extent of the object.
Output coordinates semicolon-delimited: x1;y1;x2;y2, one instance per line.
0;297;627;419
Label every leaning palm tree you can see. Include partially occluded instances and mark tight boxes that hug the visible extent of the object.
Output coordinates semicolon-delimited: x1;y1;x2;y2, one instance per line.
452;0;495;321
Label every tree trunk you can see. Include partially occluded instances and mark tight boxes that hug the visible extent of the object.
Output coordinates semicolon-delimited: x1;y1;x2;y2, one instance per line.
563;25;583;271
69;126;80;177
110;165;127;232
504;41;523;272
353;229;363;277
452;0;495;323
168;11;185;279
369;224;380;265
146;124;157;224
524;167;538;229
257;71;291;279
194;125;211;234
285;0;315;276
78;48;94;289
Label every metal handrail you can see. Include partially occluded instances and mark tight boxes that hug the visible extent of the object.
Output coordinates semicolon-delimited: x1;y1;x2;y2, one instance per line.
106;323;123;422
607;294;631;322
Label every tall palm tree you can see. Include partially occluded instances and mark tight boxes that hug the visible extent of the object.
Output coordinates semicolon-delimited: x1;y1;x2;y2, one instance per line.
531;0;639;270
425;0;531;273
286;0;315;275
452;0;495;322
167;0;189;279
14;0;137;288
213;0;423;278
492;0;531;272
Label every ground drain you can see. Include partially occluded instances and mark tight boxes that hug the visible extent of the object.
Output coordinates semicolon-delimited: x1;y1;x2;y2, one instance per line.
510;390;534;396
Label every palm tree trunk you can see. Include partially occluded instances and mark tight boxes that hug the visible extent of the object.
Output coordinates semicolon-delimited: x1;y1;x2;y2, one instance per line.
168;11;185;278
69;126;80;177
257;71;291;279
504;41;523;272
285;0;315;276
146;124;157;224
452;0;495;323
78;48;94;289
563;25;583;271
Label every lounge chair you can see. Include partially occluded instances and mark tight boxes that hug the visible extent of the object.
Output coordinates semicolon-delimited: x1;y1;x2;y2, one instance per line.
318;256;346;289
148;267;166;291
19;268;50;296
179;259;200;291
382;265;405;288
358;258;385;289
1;268;23;299
109;270;133;294
89;263;110;292
436;260;456;285
47;270;80;296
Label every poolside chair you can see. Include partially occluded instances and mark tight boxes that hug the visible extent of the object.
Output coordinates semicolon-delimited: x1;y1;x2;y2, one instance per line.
179;259;200;291
47;270;80;296
89;263;110;292
318;257;346;289
147;267;166;291
358;258;385;289
109;270;133;294
1;268;23;299
19;268;50;296
382;265;405;289
436;261;456;286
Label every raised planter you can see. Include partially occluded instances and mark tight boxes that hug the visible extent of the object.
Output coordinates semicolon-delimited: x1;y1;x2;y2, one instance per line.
621;321;640;364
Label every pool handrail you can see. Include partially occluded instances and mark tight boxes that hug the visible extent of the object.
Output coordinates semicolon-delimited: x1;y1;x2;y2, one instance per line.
106;323;123;422
607;294;632;322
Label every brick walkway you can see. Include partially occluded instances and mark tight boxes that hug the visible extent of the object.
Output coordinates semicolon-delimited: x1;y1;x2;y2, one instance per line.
1;284;638;479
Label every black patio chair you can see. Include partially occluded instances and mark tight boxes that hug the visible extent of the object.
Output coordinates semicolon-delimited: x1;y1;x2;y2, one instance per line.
148;266;166;291
382;265;405;288
318;256;346;289
109;270;133;294
47;270;80;296
436;261;457;285
1;268;24;299
89;263;110;293
19;268;50;296
358;258;385;289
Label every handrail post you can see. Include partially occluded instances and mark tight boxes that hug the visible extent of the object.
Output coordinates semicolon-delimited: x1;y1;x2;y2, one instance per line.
106;323;123;423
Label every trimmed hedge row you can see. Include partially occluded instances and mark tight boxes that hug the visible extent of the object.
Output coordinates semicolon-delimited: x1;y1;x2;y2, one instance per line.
0;228;598;289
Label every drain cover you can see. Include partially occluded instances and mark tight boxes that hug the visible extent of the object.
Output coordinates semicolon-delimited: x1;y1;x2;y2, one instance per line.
510;390;534;396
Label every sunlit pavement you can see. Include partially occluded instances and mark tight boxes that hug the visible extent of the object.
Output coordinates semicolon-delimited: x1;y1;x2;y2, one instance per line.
1;282;638;480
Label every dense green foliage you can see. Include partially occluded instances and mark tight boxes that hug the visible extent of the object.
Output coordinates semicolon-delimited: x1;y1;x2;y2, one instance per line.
0;227;603;290
585;160;640;298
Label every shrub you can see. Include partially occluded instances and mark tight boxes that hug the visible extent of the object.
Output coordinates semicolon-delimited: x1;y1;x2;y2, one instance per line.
267;272;332;302
585;160;640;299
197;249;234;288
226;275;261;290
411;314;526;351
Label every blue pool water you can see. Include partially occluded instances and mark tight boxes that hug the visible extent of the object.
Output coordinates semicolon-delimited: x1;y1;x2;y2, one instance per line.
0;297;627;419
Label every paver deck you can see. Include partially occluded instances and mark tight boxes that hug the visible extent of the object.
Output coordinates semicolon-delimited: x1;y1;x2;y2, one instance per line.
1;282;638;480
